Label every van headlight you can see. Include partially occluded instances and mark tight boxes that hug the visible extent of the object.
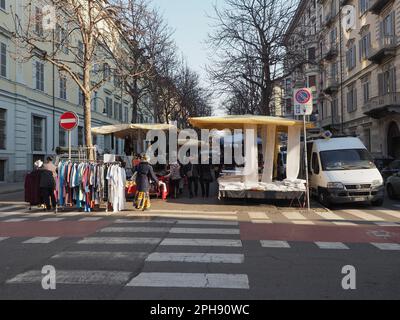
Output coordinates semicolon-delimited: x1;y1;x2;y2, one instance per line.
372;180;383;188
327;182;344;189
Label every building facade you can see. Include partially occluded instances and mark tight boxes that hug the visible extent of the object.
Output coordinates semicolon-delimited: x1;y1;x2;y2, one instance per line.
0;0;153;182
284;0;400;161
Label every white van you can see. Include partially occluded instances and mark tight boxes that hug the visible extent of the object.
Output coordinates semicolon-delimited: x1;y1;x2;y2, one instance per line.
307;137;384;207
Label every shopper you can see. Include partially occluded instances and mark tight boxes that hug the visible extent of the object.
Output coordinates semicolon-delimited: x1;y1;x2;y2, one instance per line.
183;160;199;198
43;156;57;179
167;161;182;199
199;162;213;198
133;154;159;211
39;165;56;211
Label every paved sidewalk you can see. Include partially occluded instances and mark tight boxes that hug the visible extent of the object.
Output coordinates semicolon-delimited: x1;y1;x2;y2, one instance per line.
0;182;24;195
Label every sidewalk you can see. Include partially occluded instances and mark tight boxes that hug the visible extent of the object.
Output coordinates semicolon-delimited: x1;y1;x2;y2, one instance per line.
0;182;24;195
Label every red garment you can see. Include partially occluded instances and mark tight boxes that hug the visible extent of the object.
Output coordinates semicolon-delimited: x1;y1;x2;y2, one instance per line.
24;171;42;205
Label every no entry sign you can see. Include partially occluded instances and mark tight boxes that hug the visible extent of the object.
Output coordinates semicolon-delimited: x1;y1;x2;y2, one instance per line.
294;88;313;116
60;111;79;131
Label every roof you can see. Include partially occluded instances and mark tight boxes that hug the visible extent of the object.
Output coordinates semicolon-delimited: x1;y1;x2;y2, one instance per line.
91;123;177;139
189;115;314;130
313;137;366;152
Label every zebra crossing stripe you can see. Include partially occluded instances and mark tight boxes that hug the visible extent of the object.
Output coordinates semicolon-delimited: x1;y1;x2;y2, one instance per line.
371;243;400;251
378;210;400;219
345;210;385;222
3;218;28;222
99;227;170;233
374;222;399;227
169;228;240;235
248;212;269;220
316;211;345;221
150;209;237;215
282;212;307;220
24;212;54;217
176;220;238;226
333;221;358;226
78;237;161;245
315;242;349;250
52;251;147;261
115;219;176;224
145;252;244;264
126;272;249;289
41;218;65;222
251;220;273;224
23;237;59;244
0;205;26;212
0;237;9;242
160;238;242;247
129;213;238;221
79;217;103;222
292;221;315;225
6;270;132;286
260;240;290;248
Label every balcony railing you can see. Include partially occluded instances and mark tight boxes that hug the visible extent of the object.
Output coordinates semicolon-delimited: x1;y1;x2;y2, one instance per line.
321;43;338;61
323;77;339;95
363;92;400;119
369;0;393;15
367;35;397;64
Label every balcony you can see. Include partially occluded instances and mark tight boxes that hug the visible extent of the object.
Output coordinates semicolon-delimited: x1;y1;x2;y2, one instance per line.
323;77;339;95
340;0;351;5
367;35;397;64
363;93;400;119
319;115;341;129
324;12;336;27
321;43;338;61
369;0;394;15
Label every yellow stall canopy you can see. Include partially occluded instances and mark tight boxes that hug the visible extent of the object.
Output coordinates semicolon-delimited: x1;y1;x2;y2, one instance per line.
189;115;314;131
91;123;177;139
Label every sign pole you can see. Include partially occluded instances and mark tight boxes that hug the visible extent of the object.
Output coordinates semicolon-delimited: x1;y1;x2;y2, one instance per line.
68;130;71;161
303;115;310;211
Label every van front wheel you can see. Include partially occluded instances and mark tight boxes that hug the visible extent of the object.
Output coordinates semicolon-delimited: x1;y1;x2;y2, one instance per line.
371;198;384;207
318;190;331;208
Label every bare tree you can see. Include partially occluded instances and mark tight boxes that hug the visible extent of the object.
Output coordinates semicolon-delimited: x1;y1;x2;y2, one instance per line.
9;0;125;159
207;0;308;115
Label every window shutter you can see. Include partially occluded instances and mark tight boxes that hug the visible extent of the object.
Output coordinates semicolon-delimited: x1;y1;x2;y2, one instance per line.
359;40;362;61
354;88;357;111
32;61;37;89
367;33;371;57
378;73;384;96
389;67;396;93
352;46;356;68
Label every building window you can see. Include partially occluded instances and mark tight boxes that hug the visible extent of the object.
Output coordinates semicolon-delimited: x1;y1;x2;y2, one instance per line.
32;116;45;152
119;104;123;122
77;40;84;60
59;126;66;147
91;91;98;112
0;109;6;150
106;97;113;117
308;75;316;88
103;63;111;80
329;28;337;44
124;107;128;123
78;126;84;145
0;160;5;182
359;33;371;60
382;12;395;39
346;45;356;70
362;77;370;103
35;61;45;91
56;24;69;54
34;7;43;36
93;134;97;146
331;98;338;117
307;47;316;62
347;84;357;112
0;0;6;10
359;0;370;15
364;128;371;151
114;101;119;120
378;67;396;95
114;73;121;88
0;42;6;78
59;75;67;100
78;88;84;106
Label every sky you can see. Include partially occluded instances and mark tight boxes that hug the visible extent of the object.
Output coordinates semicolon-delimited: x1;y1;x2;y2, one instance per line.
151;0;225;114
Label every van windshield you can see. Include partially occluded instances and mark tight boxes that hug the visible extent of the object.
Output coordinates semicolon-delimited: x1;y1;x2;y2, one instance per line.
320;149;376;171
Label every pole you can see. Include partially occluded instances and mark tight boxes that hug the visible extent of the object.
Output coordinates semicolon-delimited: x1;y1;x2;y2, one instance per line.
303;116;310;211
68;130;71;161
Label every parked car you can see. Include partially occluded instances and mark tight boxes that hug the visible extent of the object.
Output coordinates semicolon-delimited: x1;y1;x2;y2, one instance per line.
381;160;400;181
386;172;400;200
306;137;385;207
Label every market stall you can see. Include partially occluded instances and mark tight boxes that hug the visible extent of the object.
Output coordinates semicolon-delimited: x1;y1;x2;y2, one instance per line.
189;115;314;200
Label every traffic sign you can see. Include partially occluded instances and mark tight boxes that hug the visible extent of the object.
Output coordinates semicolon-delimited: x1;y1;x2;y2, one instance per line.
294;88;313;116
60;112;79;131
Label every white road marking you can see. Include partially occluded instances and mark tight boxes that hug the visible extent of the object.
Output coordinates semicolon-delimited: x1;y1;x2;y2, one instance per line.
251;220;273;224
176;220;238;226
0;205;26;212
126;272;249;289
24;212;54;217
0;212;26;217
292;220;315;225
41;218;65;222
129;213;238;221
115;219;176;224
160;238;242;247
6;270;132;286
282;212;307;220
79;217;103;222
333;221;358;226
0;237;9;242
345;210;385;222
149;209;237;215
315;211;345;221
374;222;399;227
146;252;244;264
98;227;170;233
58;212;85;217
23;237;59;244
260;240;290;248
52;251;147;261
78;237;161;245
169;228;240;235
377;210;400;219
315;242;349;250
3;218;28;222
248;212;269;220
371;243;400;251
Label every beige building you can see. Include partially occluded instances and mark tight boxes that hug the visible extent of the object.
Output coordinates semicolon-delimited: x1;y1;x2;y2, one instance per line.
285;0;400;161
0;0;153;182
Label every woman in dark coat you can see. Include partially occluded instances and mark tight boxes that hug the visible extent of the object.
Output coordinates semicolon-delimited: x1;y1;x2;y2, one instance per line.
199;163;213;198
133;155;159;210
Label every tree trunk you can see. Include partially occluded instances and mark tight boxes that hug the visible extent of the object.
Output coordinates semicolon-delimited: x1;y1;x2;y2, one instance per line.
83;68;93;161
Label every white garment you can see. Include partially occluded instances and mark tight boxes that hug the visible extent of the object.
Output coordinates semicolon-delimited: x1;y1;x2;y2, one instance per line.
106;165;126;213
287;126;301;180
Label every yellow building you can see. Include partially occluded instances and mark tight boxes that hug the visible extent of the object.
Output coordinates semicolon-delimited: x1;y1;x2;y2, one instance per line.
0;0;153;182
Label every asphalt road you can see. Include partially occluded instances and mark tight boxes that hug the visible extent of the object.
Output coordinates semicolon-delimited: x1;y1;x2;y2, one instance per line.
0;192;399;300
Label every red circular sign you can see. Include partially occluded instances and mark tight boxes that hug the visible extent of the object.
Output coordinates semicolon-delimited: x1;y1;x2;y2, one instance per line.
295;89;311;104
60;112;79;131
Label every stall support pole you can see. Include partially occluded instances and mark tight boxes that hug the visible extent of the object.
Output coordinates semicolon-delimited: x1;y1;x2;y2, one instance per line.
303;117;310;211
